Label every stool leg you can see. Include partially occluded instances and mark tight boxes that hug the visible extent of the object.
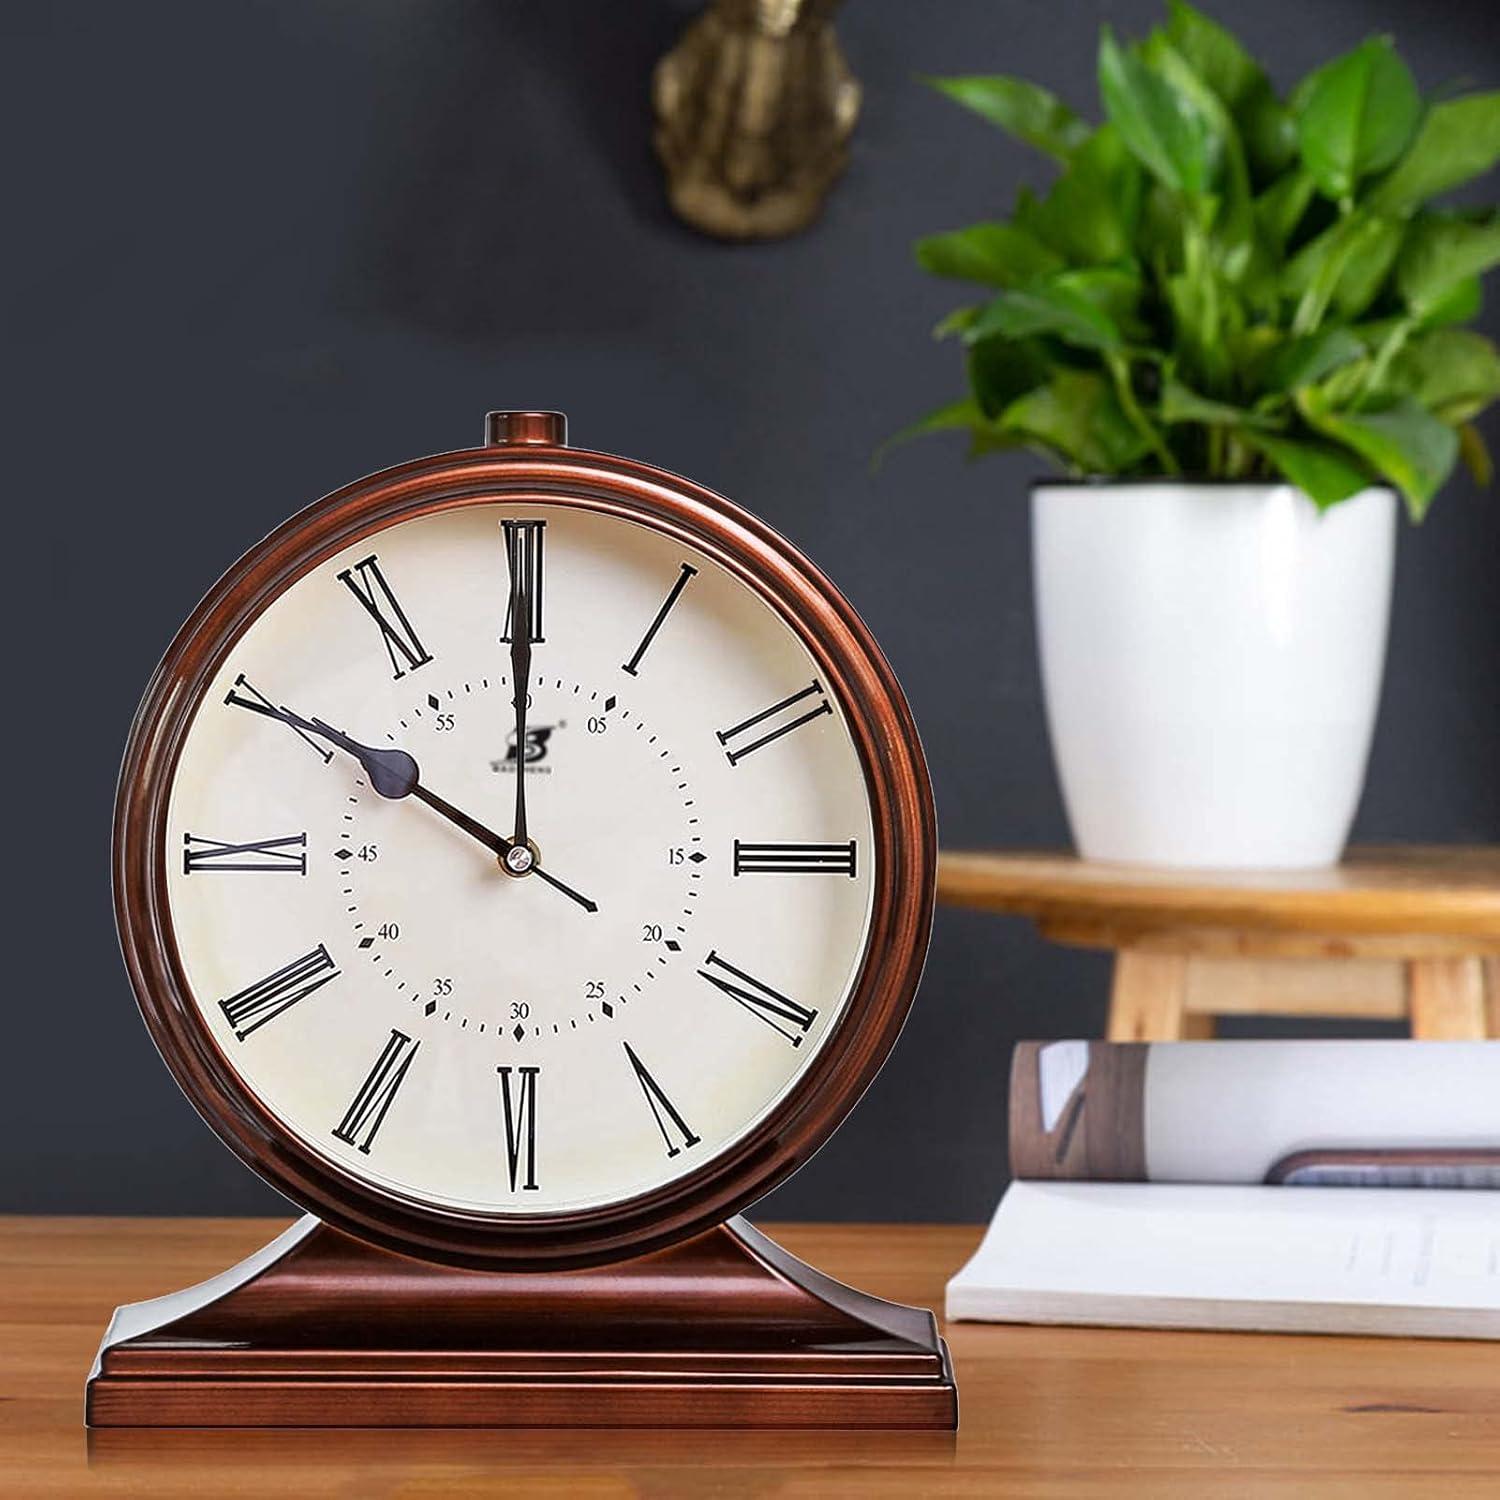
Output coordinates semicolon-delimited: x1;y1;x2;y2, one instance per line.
1107;951;1190;1041
1407;957;1488;1039
1487;959;1500;1039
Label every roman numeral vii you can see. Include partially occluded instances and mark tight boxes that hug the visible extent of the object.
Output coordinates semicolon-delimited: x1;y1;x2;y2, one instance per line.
497;1065;540;1192
716;681;832;765
333;1029;419;1153
337;554;433;680
218;944;338;1040
698;950;818;1046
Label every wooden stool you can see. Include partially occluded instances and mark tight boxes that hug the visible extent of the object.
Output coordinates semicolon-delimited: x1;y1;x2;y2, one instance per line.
938;847;1500;1042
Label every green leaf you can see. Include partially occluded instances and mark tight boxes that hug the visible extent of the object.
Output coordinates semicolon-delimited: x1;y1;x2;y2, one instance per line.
1459;423;1493;487
1242;432;1375;507
1055;266;1148;339
1240;83;1299;183
968;337;1051;418
1284;210;1404;326
1368;92;1500;213
1384;329;1500;424
915;222;1065;288
999;369;1150;473
1098;26;1221;195
1300;392;1459;517
1021;125;1143;265
932;307;979;341
1160;378;1280;429
1294;37;1421;200
923;75;1092;162
1263;327;1367;392
1256;167;1317;249
1163;1;1264;111
874;397;991;470
1395;213;1500;318
966;281;1123;352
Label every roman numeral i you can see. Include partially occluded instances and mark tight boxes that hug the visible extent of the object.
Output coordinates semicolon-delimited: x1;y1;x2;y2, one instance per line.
497;1065;540;1192
218;943;338;1040
717;681;832;766
184;832;307;875
333;1029;419;1153
698;950;818;1046
622;562;696;676
337;554;433;680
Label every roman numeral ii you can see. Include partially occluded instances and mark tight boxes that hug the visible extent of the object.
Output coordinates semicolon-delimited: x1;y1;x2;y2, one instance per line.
337;554;433;679
497;1066;540;1192
333;1029;419;1153
218;943;338;1040
698;951;818;1046
716;681;832;765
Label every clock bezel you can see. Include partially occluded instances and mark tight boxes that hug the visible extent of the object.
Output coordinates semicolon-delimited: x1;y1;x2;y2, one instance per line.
115;440;935;1270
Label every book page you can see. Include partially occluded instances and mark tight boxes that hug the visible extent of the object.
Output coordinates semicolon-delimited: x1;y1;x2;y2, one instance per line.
947;1182;1500;1337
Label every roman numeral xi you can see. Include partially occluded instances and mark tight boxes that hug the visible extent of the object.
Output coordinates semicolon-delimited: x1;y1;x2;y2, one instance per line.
337;554;433;680
717;681;832;766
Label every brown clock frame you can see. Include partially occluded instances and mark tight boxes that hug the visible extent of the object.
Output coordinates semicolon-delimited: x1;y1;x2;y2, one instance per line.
114;419;936;1273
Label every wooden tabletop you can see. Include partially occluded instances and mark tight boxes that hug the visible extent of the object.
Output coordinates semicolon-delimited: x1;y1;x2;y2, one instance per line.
6;1217;1499;1496
939;846;1500;945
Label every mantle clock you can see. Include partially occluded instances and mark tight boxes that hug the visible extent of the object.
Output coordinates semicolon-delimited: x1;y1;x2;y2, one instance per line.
89;411;956;1429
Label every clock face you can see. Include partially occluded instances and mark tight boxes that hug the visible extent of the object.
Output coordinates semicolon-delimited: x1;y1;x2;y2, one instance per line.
164;501;877;1217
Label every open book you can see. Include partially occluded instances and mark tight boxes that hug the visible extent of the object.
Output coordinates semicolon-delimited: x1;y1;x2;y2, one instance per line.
946;1040;1500;1338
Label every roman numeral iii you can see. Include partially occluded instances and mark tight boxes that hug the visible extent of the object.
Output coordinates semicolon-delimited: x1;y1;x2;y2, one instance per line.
218;943;338;1040
497;1065;540;1192
337;554;433;680
500;520;545;642
716;680;832;765
698;951;818;1046
733;840;857;877
622;562;696;676
184;832;307;875
624;1042;700;1158
333;1029;419;1153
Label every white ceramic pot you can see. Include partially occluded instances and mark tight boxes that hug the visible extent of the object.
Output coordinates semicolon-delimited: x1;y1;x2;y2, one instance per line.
1032;481;1397;869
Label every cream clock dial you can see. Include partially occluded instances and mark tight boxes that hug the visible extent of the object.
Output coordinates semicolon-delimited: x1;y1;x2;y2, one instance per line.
165;502;876;1216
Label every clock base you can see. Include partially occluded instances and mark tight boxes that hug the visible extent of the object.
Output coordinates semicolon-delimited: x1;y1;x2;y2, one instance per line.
86;1215;958;1429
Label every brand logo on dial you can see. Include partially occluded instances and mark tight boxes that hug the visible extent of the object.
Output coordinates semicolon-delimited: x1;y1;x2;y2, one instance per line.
492;723;558;773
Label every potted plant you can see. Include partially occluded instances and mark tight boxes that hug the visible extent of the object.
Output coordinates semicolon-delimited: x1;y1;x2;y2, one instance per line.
904;2;1500;868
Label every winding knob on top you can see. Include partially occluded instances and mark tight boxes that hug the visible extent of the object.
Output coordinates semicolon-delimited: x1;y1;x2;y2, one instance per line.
485;411;568;447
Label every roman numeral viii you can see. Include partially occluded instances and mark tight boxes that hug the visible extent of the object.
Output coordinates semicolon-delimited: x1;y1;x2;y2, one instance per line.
698;951;818;1046
733;840;857;877
337;554;433;679
219;944;338;1040
497;1066;540;1192
716;681;832;765
184;832;307;875
624;1043;700;1158
333;1029;419;1153
500;520;545;642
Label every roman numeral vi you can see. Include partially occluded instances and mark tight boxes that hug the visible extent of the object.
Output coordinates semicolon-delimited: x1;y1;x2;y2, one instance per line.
497;1065;540;1192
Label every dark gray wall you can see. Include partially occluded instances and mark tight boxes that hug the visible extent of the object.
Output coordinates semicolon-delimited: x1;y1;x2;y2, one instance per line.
6;1;1496;1222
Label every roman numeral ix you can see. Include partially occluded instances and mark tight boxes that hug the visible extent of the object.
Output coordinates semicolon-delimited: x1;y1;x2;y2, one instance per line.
224;674;332;762
716;681;832;766
699;950;818;1046
622;562;697;676
500;520;545;642
184;832;308;875
498;1065;540;1192
333;1029;419;1153
337;554;433;680
733;840;857;878
218;943;338;1040
624;1042;700;1158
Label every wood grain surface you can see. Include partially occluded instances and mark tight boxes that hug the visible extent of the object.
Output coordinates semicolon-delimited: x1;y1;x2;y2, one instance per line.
938;847;1500;943
5;1216;1499;1496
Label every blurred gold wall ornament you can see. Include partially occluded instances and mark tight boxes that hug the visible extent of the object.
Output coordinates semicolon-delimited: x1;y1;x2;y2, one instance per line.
653;0;861;240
